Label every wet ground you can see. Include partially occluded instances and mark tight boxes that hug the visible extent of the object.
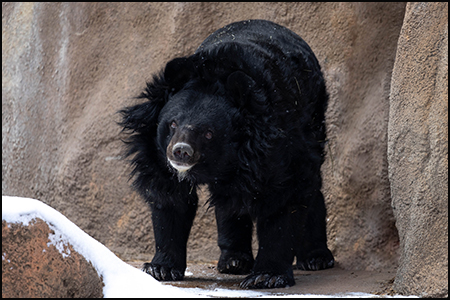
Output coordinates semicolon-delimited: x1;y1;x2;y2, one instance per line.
127;261;397;297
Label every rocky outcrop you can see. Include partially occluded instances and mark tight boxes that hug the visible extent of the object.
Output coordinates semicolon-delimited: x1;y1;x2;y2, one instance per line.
2;218;104;298
388;2;448;297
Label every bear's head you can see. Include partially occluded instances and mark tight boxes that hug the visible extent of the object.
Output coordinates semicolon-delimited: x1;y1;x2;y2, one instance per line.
120;55;269;184
163;56;266;184
157;84;239;182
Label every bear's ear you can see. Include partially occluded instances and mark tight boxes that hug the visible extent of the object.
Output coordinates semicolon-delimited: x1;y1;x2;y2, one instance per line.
164;57;195;92
226;71;256;107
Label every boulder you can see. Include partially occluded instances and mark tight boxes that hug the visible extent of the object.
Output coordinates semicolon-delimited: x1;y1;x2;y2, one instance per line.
388;2;448;297
2;218;104;298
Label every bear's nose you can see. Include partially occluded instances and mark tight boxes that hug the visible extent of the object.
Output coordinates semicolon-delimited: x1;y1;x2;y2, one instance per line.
172;142;194;162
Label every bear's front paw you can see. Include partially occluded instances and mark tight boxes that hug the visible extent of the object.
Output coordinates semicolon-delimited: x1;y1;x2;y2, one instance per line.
296;248;334;271
218;251;253;275
240;272;295;289
142;262;184;281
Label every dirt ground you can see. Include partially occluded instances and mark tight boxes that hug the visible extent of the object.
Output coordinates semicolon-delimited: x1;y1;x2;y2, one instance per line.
127;261;397;297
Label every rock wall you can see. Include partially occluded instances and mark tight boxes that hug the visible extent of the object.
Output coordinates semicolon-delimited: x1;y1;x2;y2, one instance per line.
388;2;448;297
319;3;405;271
2;2;447;296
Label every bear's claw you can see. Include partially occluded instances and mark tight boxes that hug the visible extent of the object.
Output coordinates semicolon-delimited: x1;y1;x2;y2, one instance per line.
240;273;295;289
142;262;184;281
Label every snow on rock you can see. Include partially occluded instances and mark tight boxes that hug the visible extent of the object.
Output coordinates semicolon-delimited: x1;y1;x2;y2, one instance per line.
2;196;273;298
2;196;206;298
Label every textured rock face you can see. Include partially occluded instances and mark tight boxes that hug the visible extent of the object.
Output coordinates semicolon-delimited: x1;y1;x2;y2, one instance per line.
2;218;104;298
319;3;405;271
2;2;448;297
1;1;404;269
388;2;448;298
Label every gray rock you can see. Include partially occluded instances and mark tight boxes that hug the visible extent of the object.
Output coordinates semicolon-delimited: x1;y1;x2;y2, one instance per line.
388;2;448;297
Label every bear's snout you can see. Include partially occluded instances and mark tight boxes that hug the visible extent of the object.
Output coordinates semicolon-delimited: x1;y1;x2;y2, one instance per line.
172;142;194;162
167;132;199;174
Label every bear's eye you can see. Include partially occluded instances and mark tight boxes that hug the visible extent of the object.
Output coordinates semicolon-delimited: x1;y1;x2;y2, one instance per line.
170;121;177;129
205;130;213;140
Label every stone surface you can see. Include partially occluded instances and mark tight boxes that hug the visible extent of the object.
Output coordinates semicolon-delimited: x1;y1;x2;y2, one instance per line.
2;2;447;297
388;2;448;298
2;218;104;298
1;1;404;269
128;260;398;296
319;3;405;271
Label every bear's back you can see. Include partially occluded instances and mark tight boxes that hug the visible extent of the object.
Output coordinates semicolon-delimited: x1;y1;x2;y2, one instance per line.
196;20;317;69
193;20;328;155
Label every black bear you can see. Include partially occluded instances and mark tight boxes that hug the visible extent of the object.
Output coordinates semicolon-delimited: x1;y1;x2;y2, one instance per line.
119;20;334;289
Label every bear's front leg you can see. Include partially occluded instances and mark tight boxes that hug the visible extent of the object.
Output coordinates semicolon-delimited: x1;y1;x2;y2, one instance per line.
215;208;254;275
240;210;295;289
142;198;197;281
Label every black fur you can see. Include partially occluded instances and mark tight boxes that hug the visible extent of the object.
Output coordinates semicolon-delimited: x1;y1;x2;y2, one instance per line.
119;20;334;289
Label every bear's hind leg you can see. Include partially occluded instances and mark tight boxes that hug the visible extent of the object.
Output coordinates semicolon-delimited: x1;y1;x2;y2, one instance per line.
240;209;295;289
294;191;334;271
